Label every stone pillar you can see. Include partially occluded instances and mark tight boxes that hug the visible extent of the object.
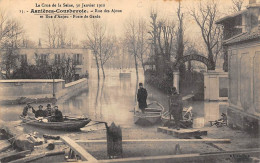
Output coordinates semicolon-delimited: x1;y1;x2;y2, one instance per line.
237;53;243;107
204;73;210;100
248;53;255;113
173;71;180;94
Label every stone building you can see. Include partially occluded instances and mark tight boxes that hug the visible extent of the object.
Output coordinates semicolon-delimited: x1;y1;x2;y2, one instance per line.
216;0;260;133
16;48;91;80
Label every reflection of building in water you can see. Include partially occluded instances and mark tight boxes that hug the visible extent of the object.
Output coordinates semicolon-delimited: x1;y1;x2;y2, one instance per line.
216;1;260;133
16;48;91;80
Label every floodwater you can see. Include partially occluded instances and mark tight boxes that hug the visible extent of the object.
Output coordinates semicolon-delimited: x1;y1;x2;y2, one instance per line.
0;68;228;133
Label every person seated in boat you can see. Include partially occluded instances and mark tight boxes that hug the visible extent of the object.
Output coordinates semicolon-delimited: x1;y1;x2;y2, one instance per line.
50;106;63;122
137;82;148;113
168;87;183;130
35;105;47;118
22;103;36;117
45;104;53;117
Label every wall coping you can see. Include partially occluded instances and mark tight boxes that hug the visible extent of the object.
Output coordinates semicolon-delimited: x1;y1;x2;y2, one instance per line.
204;71;228;76
0;79;64;83
65;78;87;88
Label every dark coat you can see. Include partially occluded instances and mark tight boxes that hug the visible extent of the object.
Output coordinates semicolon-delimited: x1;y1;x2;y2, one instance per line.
169;94;183;120
137;87;148;109
35;110;47;118
54;109;63;122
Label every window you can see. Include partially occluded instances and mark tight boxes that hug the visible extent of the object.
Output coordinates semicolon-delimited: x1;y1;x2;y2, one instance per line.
73;54;82;65
40;54;48;64
55;54;61;64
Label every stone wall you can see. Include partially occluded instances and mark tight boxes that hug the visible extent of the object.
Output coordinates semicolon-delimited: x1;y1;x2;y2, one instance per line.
227;41;260;134
0;78;88;104
228;41;260;114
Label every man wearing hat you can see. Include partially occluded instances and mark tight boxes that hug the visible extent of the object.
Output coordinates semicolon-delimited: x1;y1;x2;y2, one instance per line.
52;106;63;122
45;104;53;117
137;83;148;113
35;105;47;118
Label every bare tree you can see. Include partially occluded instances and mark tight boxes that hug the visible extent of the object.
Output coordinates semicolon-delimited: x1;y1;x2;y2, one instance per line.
44;20;72;48
100;35;116;78
190;1;222;70
0;9;8;45
231;0;244;12
85;20;108;79
0;19;24;78
136;18;149;73
124;17;140;80
148;10;159;72
176;1;186;80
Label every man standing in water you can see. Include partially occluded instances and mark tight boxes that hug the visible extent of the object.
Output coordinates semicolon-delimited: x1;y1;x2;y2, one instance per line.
137;83;148;113
169;87;183;130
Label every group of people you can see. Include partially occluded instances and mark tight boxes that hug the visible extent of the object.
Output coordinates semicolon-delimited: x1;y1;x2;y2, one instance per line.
137;82;183;130
22;103;63;122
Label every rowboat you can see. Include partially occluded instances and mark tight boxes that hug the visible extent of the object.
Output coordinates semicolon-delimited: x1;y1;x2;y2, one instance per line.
161;107;193;128
134;101;164;125
19;115;91;131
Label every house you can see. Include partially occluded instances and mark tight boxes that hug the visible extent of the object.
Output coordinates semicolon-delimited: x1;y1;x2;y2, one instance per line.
216;0;260;134
16;48;91;80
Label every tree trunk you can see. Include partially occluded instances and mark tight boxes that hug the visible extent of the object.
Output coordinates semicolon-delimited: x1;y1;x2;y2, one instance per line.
134;54;139;81
101;63;105;79
208;48;215;70
95;54;100;80
142;62;145;75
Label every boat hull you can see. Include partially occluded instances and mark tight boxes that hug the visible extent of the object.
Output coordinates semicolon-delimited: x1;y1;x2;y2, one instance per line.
20;116;91;131
134;112;161;125
134;101;164;126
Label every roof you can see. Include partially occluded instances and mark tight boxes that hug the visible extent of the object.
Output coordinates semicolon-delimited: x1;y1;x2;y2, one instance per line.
224;30;260;45
216;10;246;24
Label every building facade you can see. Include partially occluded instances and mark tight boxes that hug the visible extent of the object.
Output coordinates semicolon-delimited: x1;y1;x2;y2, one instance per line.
216;1;260;134
16;48;91;80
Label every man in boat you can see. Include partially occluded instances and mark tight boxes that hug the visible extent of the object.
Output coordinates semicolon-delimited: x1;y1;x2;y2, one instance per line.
22;103;36;117
35;105;47;118
168;87;183;130
137;83;148;113
45;104;53;117
50;106;63;122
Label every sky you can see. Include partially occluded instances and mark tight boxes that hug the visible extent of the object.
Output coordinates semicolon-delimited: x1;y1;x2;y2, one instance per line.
0;0;247;47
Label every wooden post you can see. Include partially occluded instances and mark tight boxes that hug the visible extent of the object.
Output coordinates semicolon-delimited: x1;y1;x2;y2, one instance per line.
106;122;123;159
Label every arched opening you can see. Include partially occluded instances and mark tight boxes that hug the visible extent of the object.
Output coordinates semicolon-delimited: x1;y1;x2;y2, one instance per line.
173;54;213;100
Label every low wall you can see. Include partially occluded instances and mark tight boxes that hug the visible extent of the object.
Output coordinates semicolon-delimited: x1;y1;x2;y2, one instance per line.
0;78;88;104
56;78;88;100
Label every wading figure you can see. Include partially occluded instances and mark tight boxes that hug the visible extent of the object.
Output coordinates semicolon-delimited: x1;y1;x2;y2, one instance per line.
168;87;183;130
137;83;148;113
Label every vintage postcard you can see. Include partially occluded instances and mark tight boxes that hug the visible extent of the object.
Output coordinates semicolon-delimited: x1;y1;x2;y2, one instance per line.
0;0;259;162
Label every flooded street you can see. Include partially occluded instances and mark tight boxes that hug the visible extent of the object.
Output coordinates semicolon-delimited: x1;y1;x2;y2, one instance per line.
0;68;228;133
